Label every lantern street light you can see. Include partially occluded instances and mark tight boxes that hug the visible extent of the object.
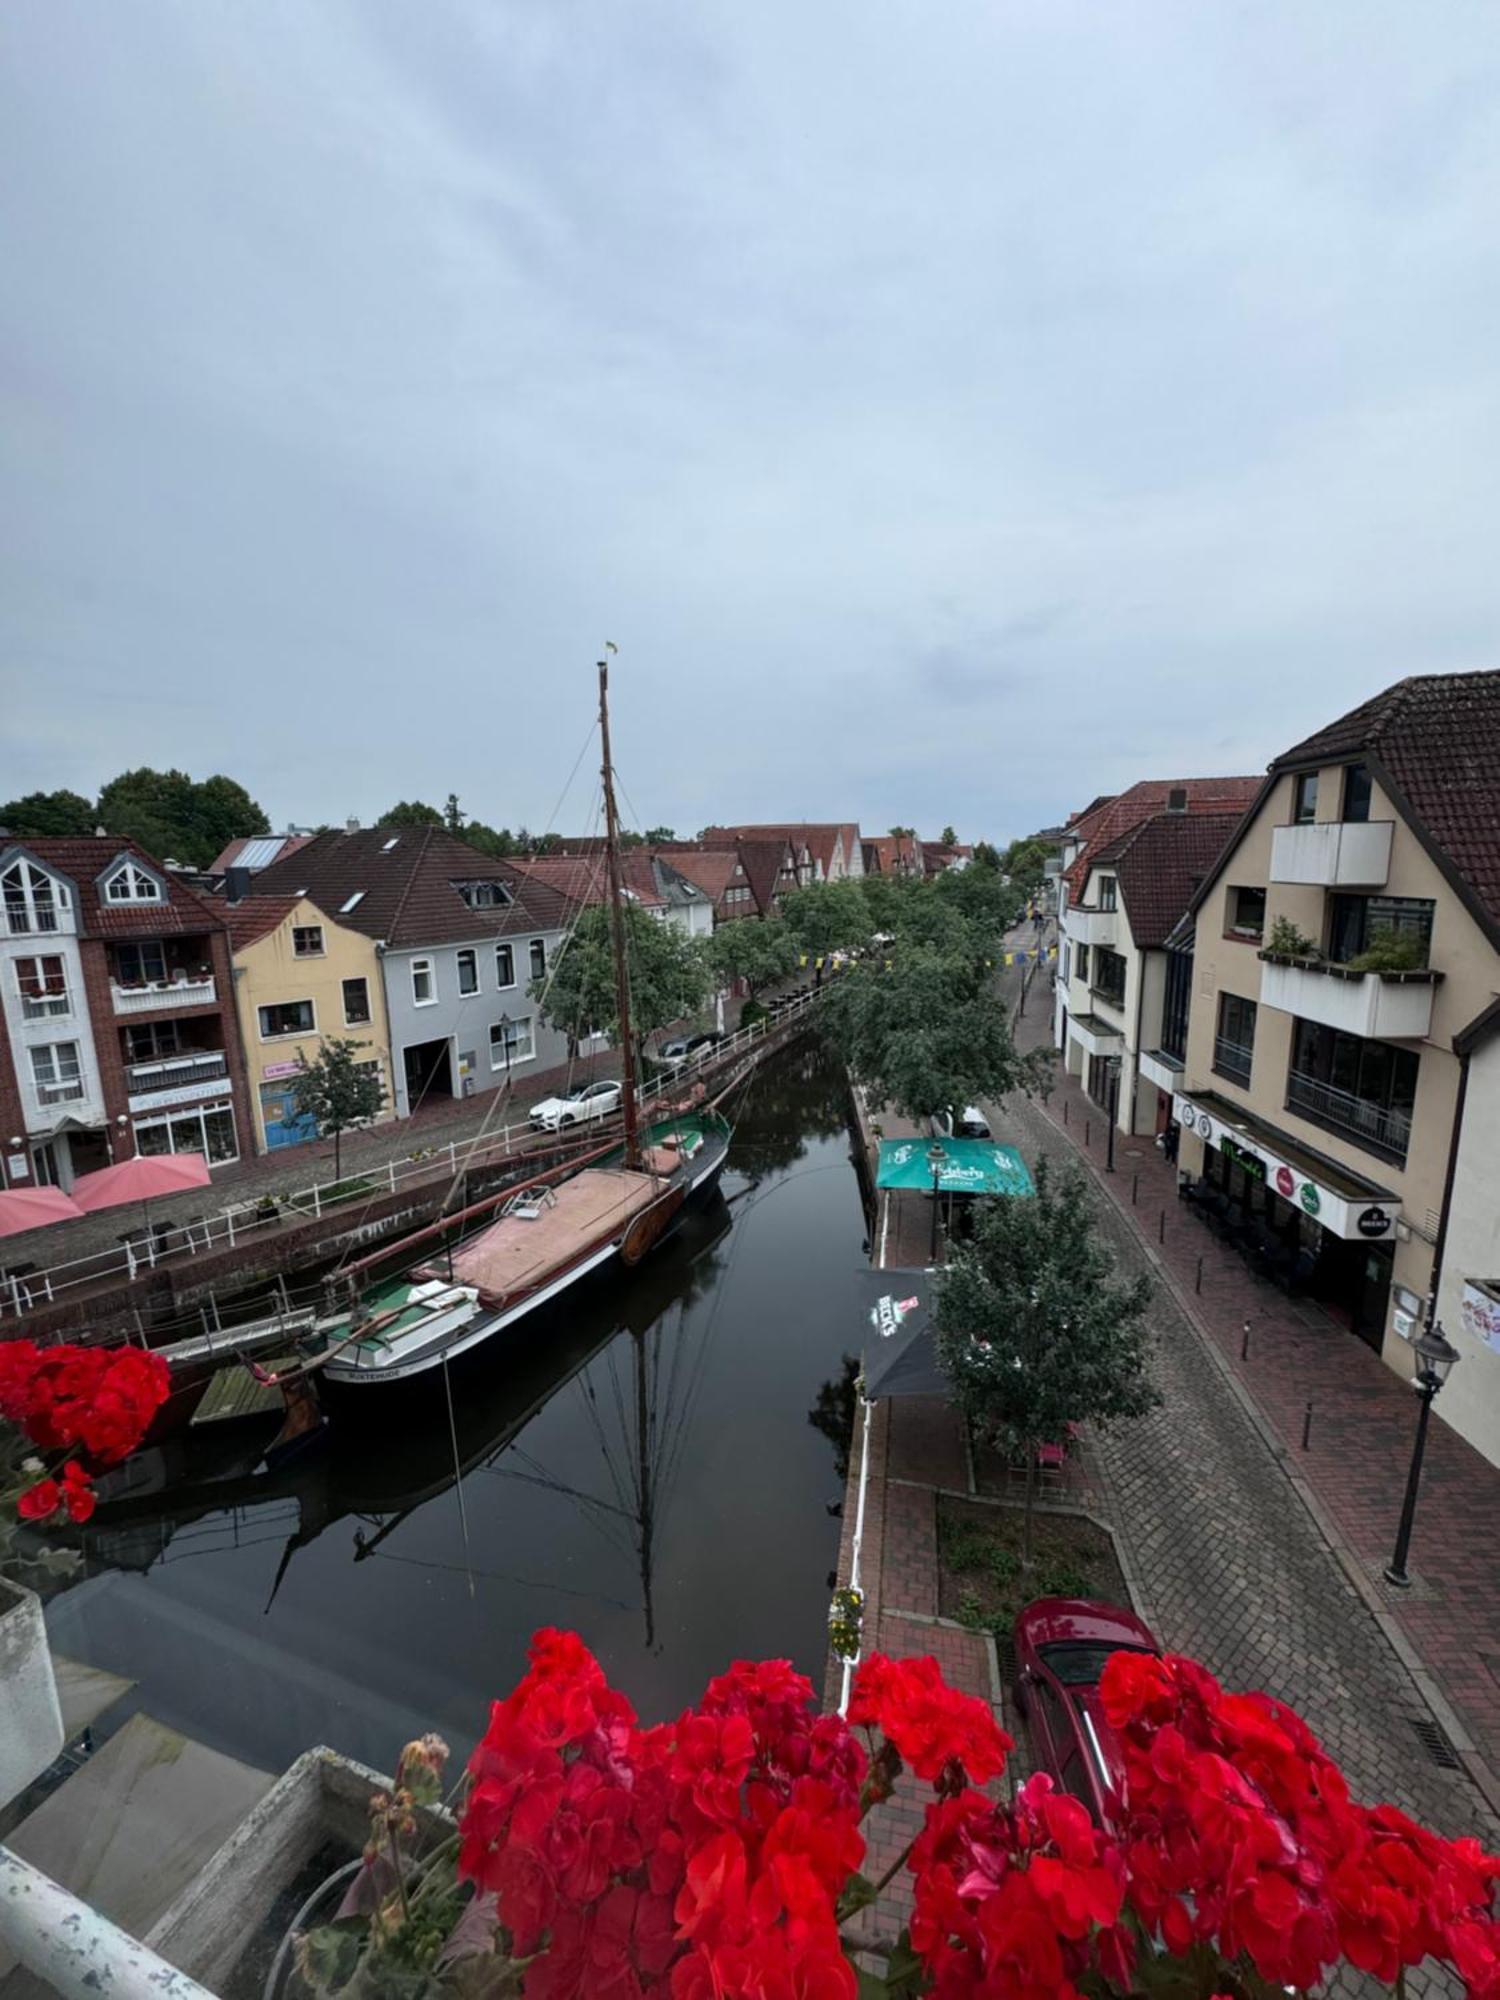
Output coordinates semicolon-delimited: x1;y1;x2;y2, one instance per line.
927;1140;946;1263
1383;1319;1461;1588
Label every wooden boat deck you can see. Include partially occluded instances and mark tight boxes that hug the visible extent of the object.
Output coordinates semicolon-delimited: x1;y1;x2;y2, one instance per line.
416;1167;663;1304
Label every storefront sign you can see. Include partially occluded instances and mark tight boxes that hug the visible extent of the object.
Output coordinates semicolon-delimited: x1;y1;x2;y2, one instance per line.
1460;1282;1500;1355
1172;1093;1399;1244
262;1060;303;1080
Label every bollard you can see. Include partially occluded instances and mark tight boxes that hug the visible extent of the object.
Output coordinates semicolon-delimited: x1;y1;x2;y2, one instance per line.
1085;1120;1091;1147
1158;1209;1165;1243
1301;1401;1314;1450
1241;1321;1250;1361
1131;1172;1139;1206
1195;1255;1203;1295
1063;1100;1069;1126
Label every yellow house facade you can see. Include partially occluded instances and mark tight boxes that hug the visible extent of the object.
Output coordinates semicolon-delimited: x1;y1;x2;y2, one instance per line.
226;894;395;1155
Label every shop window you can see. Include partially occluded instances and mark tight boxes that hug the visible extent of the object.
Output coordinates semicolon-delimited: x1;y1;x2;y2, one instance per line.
133;1102;238;1165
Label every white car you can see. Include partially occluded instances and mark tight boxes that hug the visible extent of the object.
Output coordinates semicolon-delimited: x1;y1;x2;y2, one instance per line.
529;1080;623;1131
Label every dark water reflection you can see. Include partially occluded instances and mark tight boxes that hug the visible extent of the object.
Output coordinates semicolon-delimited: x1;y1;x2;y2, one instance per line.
45;1041;866;1775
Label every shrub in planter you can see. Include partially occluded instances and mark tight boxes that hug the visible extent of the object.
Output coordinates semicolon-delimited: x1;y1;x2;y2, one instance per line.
1347;926;1429;974
1268;915;1319;958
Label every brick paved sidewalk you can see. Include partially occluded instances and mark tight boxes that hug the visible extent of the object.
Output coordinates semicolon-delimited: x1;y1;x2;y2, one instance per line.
1005;1020;1500;1808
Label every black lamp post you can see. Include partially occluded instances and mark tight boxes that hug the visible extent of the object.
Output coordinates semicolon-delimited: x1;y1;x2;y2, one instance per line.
498;1013;514;1093
1383;1320;1460;1588
1106;1057;1121;1173
927;1140;946;1262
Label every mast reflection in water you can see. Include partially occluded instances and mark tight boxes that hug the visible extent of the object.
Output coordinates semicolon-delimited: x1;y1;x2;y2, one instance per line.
45;1041;865;1775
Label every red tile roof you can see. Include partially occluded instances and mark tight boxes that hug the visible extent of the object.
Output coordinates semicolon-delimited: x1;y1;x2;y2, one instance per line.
221;895;301;952
507;852;666;909
702;823;859;878
1085;813;1248;949
1061;779;1260;899
251;827;577;949
0;836;229;938
736;840;797;915
652;847;738;905
1273;668;1500;938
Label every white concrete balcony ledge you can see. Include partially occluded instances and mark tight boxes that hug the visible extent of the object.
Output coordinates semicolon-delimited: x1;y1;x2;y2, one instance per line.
111;974;217;1015
1259;953;1438;1040
1063;906;1119;948
1269;819;1393;888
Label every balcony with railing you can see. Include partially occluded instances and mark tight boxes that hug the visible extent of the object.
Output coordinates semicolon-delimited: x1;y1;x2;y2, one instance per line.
2;901;65;937
126;1051;229;1095
111;971;218;1015
1269;818;1393;888
20;989;72;1021
1212;1035;1254;1086
1285;1068;1411;1164
35;1076;85;1106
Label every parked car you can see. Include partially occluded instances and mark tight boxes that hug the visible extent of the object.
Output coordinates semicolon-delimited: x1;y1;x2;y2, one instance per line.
528;1080;623;1131
1013;1598;1161;1831
929;1105;992;1140
654;1032;721;1071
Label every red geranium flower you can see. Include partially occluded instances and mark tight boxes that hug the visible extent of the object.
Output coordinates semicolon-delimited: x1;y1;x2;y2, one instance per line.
17;1476;61;1522
848;1652;1012;1786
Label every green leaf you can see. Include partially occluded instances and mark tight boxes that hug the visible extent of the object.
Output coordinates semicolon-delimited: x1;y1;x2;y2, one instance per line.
835;1871;880;1921
294;1920;367;1996
882;1933;927;1997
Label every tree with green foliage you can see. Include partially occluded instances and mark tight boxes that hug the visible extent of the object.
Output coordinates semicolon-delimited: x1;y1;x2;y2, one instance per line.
532;902;711;1072
0;789;96;837
290;1038;387;1183
378;800;444;829
934;858;1025;945
644;826;676;844
971;839;1001;871
705;913;799;999
779;880;870;982
935;1159;1155;1560
818;941;1045;1126
97;768;269;868
444;793;465;834
464;822;520;858
940;824;958;847
1000;836;1051;893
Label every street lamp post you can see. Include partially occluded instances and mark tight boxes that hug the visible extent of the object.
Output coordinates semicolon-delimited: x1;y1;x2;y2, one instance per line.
1106;1057;1121;1173
1383;1320;1460;1588
498;1013;513;1094
927;1140;946;1263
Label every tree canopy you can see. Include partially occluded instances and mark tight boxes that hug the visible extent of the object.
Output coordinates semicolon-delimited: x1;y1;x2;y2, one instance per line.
1000;836;1051;893
96;768;270;868
940;824;958;847
779;881;870;958
532;903;711;1060
0;789;96;837
378;800;444;829
935;1158;1155;1557
705;914;799;997
290;1037;387;1182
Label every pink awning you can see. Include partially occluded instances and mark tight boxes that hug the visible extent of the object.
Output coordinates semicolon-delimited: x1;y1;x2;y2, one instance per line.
0;1186;86;1239
70;1152;212;1213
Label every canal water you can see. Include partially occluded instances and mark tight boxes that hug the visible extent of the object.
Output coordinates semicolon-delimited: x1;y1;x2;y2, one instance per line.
43;1041;868;1776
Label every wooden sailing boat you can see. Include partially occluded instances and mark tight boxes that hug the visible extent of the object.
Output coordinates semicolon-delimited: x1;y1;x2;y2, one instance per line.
303;657;734;1400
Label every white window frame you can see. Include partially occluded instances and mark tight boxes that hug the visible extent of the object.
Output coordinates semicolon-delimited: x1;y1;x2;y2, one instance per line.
258;997;317;1040
29;1042;82;1089
489;1015;535;1069
132;1100;238;1167
102;862;163;905
456;947;479;996
15;955;70;1019
495;944;515;989
342;976;372;1027
2;859;66;936
292;924;325;958
411;957;436;1007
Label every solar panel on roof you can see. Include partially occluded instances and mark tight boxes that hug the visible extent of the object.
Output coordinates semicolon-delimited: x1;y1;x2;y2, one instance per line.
236;836;284;869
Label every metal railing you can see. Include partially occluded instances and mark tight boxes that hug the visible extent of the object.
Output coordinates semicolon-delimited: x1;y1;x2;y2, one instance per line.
36;1077;85;1104
1286;1067;1411;1159
1212;1035;1253;1085
3;905;61;934
0;988;823;1324
125;1052;229;1094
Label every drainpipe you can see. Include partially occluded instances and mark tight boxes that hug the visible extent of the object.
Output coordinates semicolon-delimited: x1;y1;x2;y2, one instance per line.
1423;1046;1471;1334
0;1847;216;2000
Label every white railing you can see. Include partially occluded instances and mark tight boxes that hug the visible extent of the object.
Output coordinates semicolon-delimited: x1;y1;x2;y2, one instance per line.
20;991;71;1020
111;974;217;1015
36;1077;85;1105
0;988;824;1325
126;1053;229;1094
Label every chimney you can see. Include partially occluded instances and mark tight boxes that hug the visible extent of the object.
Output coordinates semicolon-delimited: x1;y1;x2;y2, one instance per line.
225;866;251;904
346;816;361;833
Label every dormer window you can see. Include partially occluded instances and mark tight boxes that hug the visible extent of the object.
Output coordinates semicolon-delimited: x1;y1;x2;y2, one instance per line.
2;858;66;936
454;880;510;910
1166;788;1188;813
103;861;162;904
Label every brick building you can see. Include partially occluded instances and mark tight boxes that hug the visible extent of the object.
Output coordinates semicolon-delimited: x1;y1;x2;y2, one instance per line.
0;837;252;1188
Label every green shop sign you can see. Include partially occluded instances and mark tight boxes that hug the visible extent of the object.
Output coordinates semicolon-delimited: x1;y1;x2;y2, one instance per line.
1221;1138;1266;1183
1300;1183;1322;1216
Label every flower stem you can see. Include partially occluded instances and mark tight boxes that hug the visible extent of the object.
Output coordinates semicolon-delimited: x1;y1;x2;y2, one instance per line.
867;1835;917;1901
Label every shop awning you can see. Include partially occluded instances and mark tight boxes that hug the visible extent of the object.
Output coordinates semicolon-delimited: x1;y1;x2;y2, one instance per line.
857;1268;948;1399
875;1138;1034;1196
1173;1090;1400;1243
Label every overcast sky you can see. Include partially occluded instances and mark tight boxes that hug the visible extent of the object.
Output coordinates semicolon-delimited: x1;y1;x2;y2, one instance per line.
3;4;1498;846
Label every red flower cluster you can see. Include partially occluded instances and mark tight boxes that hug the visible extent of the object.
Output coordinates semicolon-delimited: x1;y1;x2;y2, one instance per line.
1099;1649;1500;1997
0;1338;169;1463
848;1654;1013;1789
459;1633;880;1999
909;1774;1133;2000
16;1458;96;1524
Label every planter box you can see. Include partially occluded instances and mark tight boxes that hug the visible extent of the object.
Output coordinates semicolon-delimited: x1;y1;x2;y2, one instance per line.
1259;954;1438;1040
148;1746;452;1999
0;1576;64;1809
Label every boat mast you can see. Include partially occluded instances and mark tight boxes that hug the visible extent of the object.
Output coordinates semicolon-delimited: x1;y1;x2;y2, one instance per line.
599;654;642;1169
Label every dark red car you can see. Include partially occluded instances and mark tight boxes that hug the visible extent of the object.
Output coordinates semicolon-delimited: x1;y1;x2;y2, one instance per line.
1013;1597;1161;1831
